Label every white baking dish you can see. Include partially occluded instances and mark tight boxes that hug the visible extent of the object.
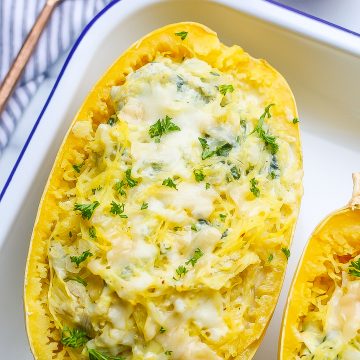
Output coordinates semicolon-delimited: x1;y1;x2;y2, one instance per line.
1;0;360;358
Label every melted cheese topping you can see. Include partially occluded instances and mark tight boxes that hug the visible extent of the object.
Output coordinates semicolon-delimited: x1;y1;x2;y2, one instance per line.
47;56;301;359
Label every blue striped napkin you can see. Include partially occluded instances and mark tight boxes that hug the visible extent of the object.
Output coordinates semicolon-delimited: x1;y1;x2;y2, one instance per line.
0;0;112;155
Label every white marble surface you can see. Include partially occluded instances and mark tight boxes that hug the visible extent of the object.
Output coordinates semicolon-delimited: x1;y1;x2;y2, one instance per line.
1;0;360;190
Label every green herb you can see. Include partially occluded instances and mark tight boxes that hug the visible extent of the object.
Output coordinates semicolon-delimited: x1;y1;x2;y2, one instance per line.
221;229;228;239
230;166;241;180
191;224;198;232
64;275;88;287
125;168;138;187
251;104;279;155
245;165;254;175
92;186;102;195
165;350;173;356
69;231;72;238
219;214;227;222
292;117;299;124
218;84;234;96
160;326;166;334
349;258;360;277
141;202;148;210
107;115;118;126
70;250;93;267
176;75;185;91
250;178;260;197
173;226;181;231
269;155;280;179
114;180;126;196
162;177;177;190
60;327;89;348
198;137;233;160
89;226;96;239
240;119;247;134
74;201;100;220
175;31;188;40
210;71;220;76
175;265;188;277
73;162;84;173
281;247;291;260
149;115;180;142
110;201;128;218
193;169;205;182
151;162;162;171
205;182;210;189
268;253;274;262
88;348;124;360
185;248;204;267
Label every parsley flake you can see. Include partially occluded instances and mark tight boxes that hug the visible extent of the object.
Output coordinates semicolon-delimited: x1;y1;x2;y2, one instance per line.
175;265;188;278
205;182;211;189
110;201;128;218
74;201;100;220
281;247;291;260
88;348;124;360
193;169;205;182
114;180;126;196
230;165;241;180
60;327;89;348
219;214;227;222
250;178;260;197
73;162;84;173
70;250;93;267
165;350;173;356
218;84;234;96
349;258;360;277
268;253;274;262
149;115;180;142
107;115;118;126
160;326;166;334
185;248;204;267
175;31;188;40
251;104;279;155
198;137;233;160
89;226;96;239
125;168;138;187
141;202;148;210
292;117;299;124
162;177;177;190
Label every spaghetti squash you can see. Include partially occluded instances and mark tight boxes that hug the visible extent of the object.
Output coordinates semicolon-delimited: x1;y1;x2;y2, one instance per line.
280;174;360;359
25;23;302;360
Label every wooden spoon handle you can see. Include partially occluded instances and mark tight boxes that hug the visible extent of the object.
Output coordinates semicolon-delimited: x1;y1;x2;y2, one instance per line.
0;1;58;115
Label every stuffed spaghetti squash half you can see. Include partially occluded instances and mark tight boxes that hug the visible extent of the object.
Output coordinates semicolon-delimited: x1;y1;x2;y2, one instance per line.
280;174;360;360
25;23;302;360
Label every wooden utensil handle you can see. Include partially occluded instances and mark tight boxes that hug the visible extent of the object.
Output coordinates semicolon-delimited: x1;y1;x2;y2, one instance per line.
0;2;57;114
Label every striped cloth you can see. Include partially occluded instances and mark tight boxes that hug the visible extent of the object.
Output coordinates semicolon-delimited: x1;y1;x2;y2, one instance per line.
0;0;112;155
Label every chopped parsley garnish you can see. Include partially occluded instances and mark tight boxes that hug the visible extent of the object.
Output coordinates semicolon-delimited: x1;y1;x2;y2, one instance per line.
218;84;234;96
250;178;260;197
281;247;291;260
72;162;84;173
198;137;233;160
70;250;93;267
193;169;205;182
251;104;279;155
349;258;360;277
221;229;228;239
268;253;274;262
107;115;118;126
74;201;100;220
176;75;185;91
89;226;96;239
88;348;124;360
219;214;227;222
185;248;204;267
141;202;148;210
125;168;138;187
205;182;211;189
230;165;240;180
175;31;188;40
210;71;220;76
191;224;198;232
160;326;166;334
149;115;180;142
175;265;188;277
64;275;88;287
269;155;280;179
69;231;72;238
292;117;299;124
162;177;177;190
110;201;128;218
114;180;126;196
60;326;89;348
165;350;173;356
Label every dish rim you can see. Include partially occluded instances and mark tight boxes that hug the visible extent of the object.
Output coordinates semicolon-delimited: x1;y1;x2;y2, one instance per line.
1;0;360;202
